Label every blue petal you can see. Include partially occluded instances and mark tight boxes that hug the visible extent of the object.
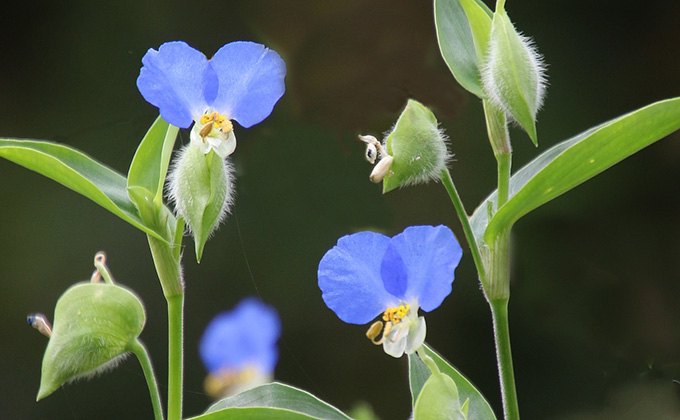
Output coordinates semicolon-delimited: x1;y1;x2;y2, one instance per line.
380;244;408;298
137;41;213;128
199;298;281;374
318;231;400;324
386;225;462;312
209;41;286;128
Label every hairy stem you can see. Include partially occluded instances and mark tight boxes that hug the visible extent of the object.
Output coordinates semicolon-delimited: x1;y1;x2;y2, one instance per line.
129;339;164;420
440;168;486;279
490;299;519;420
167;293;184;420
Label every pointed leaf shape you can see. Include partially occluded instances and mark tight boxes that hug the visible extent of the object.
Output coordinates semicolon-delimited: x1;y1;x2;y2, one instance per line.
169;144;232;262
127;115;179;210
38;282;145;400
0;139;164;240
483;9;545;145
414;373;466;420
470;97;680;244
186;382;352;420
409;344;496;419
434;0;492;98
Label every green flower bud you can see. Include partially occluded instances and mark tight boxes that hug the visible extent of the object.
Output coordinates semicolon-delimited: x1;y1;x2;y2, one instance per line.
168;143;234;262
381;99;449;193
37;282;146;400
482;7;547;146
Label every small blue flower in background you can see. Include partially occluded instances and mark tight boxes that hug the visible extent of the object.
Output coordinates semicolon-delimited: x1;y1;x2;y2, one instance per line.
137;41;286;157
199;297;281;397
318;225;462;358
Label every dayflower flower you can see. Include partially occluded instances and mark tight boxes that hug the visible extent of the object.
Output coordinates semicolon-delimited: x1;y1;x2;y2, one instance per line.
318;225;462;358
199;298;281;398
137;41;286;157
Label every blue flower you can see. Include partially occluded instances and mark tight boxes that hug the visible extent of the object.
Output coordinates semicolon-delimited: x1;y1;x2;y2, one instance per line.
318;225;462;357
137;41;286;157
199;298;281;397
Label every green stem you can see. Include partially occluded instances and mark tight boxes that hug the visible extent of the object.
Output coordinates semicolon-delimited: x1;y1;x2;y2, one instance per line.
167;293;184;420
490;299;519;420
496;153;511;208
129;339;164;420
148;235;184;297
416;346;440;376
93;252;115;284
440;168;486;279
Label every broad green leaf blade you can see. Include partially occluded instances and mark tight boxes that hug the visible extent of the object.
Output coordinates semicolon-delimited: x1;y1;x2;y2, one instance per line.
471;97;680;244
189;382;352;420
409;344;496;419
434;0;492;98
459;0;493;60
127;115;179;209
413;373;465;420
189;409;333;420
0;139;162;239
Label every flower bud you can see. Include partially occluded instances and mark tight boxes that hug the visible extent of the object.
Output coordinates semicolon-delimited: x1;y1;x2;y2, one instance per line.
382;99;449;193
37;282;146;400
168;143;234;262
482;7;547;146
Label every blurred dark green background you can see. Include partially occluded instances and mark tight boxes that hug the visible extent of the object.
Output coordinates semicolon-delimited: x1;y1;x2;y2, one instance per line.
2;1;680;419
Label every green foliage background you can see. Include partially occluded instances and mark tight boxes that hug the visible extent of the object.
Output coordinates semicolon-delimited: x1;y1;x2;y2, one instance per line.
1;1;679;419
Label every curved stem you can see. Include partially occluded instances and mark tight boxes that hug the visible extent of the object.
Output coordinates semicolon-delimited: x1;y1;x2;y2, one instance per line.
416;346;440;376
129;339;164;420
440;168;486;279
167;293;184;420
490;299;519;420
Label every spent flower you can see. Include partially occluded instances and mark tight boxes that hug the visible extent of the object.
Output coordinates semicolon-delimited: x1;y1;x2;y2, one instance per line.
359;100;449;193
318;225;462;357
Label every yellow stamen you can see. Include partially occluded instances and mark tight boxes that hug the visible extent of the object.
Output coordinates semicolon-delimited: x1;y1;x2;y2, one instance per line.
204;365;258;398
366;320;393;345
198;111;233;141
382;304;410;324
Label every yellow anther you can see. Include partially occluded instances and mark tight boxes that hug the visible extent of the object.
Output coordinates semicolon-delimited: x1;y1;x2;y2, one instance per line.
216;119;233;133
382;304;410;324
366;320;393;345
198;112;233;140
200;111;218;125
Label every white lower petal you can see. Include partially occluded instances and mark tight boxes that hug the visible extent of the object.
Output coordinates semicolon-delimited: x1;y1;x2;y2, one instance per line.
405;316;426;355
383;323;409;358
214;130;237;158
190;125;212;154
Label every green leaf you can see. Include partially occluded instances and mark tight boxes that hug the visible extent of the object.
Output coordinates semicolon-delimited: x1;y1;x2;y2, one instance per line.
459;0;493;60
186;382;352;420
0;138;163;239
471;97;680;244
409;344;496;419
127;115;179;210
413;373;466;420
434;0;492;98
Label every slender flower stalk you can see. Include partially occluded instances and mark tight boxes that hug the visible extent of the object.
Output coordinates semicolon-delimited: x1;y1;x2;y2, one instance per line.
129;339;164;420
440;168;486;280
